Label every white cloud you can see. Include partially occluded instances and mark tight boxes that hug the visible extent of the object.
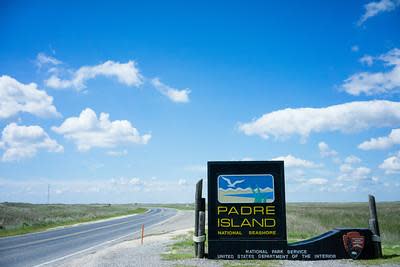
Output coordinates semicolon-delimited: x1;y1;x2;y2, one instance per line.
178;179;188;186
358;0;400;25
342;48;400;95
351;45;360;52
318;142;338;158
379;151;400;174
359;128;400;150
239;100;400;141
36;53;62;68
0;176;196;203
272;154;320;168
338;164;371;181
106;149;128;157
344;155;362;164
129;177;143;186
0;123;63;162
45;60;143;90
336;155;375;184
52;108;151;151
0;75;60;119
360;55;374;66
151;78;190;103
305;178;328;185
110;177;144;191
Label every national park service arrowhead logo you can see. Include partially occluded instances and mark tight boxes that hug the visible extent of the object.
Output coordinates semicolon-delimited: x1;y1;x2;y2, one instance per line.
342;231;365;259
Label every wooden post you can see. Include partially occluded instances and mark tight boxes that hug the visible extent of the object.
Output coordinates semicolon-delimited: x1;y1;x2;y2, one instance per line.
194;179;203;257
198;211;205;258
368;195;382;258
141;224;144;245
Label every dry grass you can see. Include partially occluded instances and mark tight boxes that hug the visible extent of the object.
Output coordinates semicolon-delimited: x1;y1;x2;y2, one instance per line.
286;202;400;245
0;202;146;237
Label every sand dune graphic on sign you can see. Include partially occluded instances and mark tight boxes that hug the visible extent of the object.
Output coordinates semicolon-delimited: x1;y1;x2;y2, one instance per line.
218;174;275;203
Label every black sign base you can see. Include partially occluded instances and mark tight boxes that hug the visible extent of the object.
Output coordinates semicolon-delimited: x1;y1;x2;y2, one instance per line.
208;228;378;260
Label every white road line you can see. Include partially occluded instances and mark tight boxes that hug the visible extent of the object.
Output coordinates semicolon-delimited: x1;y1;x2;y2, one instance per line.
32;209;175;267
32;230;140;267
0;211;158;251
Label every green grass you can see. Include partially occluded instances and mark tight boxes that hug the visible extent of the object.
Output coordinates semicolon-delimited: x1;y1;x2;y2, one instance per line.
358;245;400;265
162;231;195;260
285;202;400;265
162;202;400;265
0;202;146;237
145;203;195;211
286;202;400;246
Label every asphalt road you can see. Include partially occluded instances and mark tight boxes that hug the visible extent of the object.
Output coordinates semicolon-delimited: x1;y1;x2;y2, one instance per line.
0;208;177;267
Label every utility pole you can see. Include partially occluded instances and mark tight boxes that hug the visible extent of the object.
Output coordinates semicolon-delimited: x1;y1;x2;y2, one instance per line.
47;184;50;204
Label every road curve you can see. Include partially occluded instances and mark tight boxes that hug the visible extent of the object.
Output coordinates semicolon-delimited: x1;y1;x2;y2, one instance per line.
0;208;177;267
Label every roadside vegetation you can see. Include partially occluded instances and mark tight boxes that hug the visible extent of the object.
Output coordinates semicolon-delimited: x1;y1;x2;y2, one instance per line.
0;202;146;237
286;202;400;265
145;203;195;211
162;231;195;261
163;202;400;265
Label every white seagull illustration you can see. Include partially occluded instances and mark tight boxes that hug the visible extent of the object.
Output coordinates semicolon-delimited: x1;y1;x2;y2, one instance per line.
222;177;245;188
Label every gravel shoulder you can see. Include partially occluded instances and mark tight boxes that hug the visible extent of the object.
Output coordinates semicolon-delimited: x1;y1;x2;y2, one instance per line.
51;210;194;267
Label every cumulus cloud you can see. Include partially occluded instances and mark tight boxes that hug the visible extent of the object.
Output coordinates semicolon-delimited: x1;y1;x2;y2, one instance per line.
342;48;400;95
359;55;374;66
45;60;143;90
239;100;400;141
272;154;320;168
318;142;338;158
0;75;60;119
52;108;151;151
305;178;328;185
338;164;371;181
344;155;362;164
106;150;128;157
335;155;379;185
129;177;143;186
41;57;192;103
359;128;400;150
178;179;188;186
151;78;190;103
0;176;196;203
379;151;400;174
358;0;400;25
36;53;62;68
0;123;63;161
111;177;143;187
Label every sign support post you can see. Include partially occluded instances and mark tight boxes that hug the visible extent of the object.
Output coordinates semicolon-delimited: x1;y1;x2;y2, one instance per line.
368;195;382;258
194;179;206;258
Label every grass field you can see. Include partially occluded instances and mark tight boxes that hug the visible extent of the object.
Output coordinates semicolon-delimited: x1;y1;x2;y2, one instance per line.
144;203;194;211
0;202;146;237
286;202;400;246
163;202;400;265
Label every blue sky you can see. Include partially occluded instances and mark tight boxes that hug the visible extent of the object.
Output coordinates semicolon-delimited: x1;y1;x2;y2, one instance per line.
0;1;399;203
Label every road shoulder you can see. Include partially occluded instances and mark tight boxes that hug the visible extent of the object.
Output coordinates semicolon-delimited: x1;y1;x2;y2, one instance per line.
50;210;194;267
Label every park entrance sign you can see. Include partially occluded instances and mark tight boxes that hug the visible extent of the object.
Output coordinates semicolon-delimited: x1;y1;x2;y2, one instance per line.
208;161;287;257
205;161;382;260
